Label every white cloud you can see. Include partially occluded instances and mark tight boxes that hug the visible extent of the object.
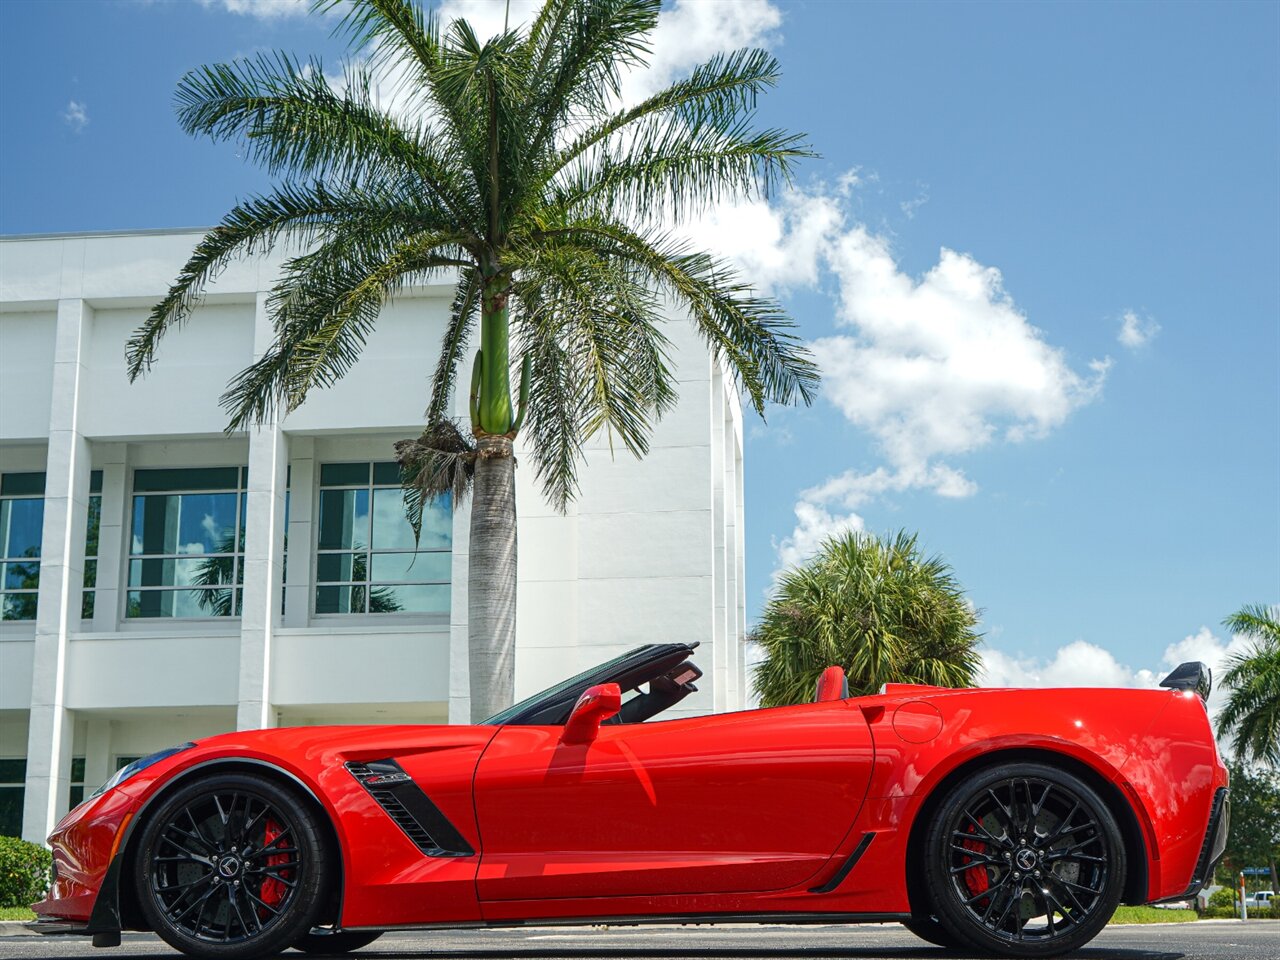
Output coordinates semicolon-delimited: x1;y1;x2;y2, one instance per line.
199;0;310;18
727;178;1111;572
978;625;1259;726
821;228;1110;484
772;501;864;576
900;189;928;219
1117;308;1160;349
627;0;782;102
62;100;88;133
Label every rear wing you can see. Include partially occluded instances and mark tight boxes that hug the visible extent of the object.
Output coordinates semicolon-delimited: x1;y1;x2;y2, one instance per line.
1160;661;1212;701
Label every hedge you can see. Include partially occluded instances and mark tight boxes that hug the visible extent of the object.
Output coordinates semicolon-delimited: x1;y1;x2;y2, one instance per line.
0;837;52;908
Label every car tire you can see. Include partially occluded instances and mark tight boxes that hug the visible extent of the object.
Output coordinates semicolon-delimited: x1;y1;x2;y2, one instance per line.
902;914;967;950
134;771;329;960
293;929;383;954
923;761;1125;958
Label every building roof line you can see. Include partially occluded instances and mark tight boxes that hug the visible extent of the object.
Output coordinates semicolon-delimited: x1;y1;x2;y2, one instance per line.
1;226;213;242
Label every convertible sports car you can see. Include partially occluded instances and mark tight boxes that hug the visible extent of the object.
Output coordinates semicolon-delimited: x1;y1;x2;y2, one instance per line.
33;644;1228;958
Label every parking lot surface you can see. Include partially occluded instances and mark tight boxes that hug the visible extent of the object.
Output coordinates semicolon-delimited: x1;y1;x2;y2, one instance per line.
1;920;1276;960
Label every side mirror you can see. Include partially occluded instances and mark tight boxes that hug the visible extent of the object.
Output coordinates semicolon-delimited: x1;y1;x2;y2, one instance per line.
561;683;622;745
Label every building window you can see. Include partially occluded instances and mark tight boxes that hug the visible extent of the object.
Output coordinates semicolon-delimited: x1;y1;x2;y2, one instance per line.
315;462;451;615
82;471;102;619
68;757;86;810
0;758;25;836
114;755;142;771
1;472;44;622
127;467;247;619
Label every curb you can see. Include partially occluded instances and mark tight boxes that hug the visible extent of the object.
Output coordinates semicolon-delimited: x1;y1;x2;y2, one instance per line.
0;921;37;938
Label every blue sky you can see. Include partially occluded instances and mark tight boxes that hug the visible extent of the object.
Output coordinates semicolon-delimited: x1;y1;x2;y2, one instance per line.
1;0;1276;691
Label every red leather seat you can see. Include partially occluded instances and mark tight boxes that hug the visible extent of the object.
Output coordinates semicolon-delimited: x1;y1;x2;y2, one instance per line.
814;665;849;703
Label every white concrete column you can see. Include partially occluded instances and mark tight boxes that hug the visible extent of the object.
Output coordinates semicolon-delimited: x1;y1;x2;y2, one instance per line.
236;293;288;731
708;368;728;714
722;399;740;711
447;509;471;724
90;445;127;631
448;377;472;724
733;433;747;707
22;298;90;843
83;717;112;796
282;436;314;629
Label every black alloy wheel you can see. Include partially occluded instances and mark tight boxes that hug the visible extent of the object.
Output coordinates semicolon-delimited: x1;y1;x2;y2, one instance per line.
293;928;383;954
134;772;328;960
923;762;1125;957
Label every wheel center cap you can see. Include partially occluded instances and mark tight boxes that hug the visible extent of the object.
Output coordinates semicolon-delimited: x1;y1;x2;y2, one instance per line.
217;855;242;878
1015;848;1037;871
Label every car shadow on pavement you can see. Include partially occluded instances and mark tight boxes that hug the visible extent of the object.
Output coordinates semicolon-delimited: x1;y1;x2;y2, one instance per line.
323;949;1185;959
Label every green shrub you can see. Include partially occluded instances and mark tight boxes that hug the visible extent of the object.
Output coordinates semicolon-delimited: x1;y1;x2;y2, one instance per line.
0;837;52;908
1208;887;1237;909
1199;905;1238;919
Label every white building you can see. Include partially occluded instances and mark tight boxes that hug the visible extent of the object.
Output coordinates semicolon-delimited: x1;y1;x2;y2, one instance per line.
0;228;746;844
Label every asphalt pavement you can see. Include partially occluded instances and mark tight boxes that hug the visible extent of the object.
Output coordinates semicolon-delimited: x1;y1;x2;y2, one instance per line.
0;921;1275;960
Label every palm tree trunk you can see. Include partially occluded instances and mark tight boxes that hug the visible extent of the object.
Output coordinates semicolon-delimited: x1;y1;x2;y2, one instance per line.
468;434;516;721
466;263;520;722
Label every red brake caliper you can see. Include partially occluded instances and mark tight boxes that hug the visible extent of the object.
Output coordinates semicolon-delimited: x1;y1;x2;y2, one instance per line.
260;818;288;911
961;823;991;901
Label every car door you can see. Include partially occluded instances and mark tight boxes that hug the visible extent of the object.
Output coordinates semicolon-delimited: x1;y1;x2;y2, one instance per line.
472;699;874;901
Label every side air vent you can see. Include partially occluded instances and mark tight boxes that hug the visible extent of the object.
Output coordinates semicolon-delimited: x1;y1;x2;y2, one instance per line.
345;759;474;858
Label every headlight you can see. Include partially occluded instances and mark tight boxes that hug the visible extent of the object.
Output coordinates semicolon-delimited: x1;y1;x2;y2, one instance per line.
91;743;196;799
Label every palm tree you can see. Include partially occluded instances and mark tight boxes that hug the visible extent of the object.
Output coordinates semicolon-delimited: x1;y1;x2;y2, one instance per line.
752;531;982;707
124;0;817;721
1216;604;1280;767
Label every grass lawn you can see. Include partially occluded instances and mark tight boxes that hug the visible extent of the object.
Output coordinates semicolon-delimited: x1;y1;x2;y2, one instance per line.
1110;905;1198;924
0;906;35;921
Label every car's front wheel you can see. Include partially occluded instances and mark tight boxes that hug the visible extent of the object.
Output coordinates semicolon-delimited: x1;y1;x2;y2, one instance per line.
134;771;328;960
922;761;1125;957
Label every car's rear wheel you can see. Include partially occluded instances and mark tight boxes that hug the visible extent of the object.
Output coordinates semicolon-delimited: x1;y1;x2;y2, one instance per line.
134;772;328;960
923;762;1125;958
293;929;383;954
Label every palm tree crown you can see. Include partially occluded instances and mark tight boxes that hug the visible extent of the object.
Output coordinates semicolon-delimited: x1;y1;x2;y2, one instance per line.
125;0;816;509
1216;604;1280;767
125;0;817;720
752;531;983;707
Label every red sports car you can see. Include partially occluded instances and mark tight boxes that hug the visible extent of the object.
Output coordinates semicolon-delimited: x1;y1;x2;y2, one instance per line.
33;644;1227;958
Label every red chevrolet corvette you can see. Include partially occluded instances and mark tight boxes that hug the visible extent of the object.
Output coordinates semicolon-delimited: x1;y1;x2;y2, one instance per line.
33;643;1227;958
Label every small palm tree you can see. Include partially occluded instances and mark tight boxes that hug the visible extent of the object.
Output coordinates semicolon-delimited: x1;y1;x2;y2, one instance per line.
752;531;982;707
125;0;816;720
1217;604;1280;767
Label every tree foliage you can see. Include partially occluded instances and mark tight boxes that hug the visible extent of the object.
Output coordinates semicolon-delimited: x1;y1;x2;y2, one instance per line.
752;531;983;707
1216;759;1280;892
1216;604;1280;767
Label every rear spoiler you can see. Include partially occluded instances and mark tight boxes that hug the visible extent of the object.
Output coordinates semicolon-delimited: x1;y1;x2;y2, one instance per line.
1160;661;1212;702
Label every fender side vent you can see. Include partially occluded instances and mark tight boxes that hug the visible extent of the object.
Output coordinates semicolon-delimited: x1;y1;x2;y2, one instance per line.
345;760;474;858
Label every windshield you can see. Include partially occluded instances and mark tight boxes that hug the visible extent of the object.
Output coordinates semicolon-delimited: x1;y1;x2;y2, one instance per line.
483;643;698;726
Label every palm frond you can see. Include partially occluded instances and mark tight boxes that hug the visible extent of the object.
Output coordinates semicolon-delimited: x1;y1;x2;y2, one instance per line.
522;0;659;161
395;418;477;540
128;181;421;381
220;229;469;430
426;266;483;423
174;50;480;235
528;218;818;415
547;46;785;183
